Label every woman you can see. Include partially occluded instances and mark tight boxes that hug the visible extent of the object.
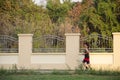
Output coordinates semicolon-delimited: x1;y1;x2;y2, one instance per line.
82;42;91;70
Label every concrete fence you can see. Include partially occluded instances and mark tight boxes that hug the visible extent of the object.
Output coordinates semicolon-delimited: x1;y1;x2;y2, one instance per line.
0;33;120;70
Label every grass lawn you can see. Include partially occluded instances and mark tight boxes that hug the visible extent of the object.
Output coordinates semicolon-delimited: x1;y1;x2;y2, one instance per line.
0;74;120;80
0;69;120;80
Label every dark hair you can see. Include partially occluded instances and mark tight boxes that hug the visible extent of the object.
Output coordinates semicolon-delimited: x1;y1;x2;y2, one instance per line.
84;42;89;48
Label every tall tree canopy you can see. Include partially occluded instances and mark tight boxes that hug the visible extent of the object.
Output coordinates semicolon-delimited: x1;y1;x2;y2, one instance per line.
0;0;54;37
78;0;120;36
0;0;120;37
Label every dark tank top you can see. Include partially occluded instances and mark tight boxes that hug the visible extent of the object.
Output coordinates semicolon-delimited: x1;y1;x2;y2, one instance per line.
84;49;89;58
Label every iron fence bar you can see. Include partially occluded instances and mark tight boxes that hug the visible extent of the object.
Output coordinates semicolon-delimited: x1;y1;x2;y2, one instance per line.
0;35;18;53
0;48;18;53
80;48;113;53
80;34;113;53
33;35;65;53
33;48;65;53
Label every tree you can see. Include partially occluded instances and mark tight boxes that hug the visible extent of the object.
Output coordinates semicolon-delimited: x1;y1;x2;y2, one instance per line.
67;0;93;33
78;0;120;36
46;0;72;23
115;0;120;26
46;0;73;35
0;0;54;37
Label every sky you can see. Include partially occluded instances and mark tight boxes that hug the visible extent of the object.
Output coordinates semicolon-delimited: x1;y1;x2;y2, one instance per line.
60;0;82;4
33;0;47;6
33;0;82;6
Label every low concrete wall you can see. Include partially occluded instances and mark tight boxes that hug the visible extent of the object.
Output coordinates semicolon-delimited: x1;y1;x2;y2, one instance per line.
0;53;18;64
0;33;120;70
90;53;114;64
30;53;67;70
31;53;66;64
78;53;115;70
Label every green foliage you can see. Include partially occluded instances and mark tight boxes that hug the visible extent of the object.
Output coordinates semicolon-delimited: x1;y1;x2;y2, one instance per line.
75;65;120;76
51;70;70;75
1;75;120;80
79;0;120;36
0;0;120;37
0;0;54;36
46;0;72;23
0;67;8;75
0;68;120;80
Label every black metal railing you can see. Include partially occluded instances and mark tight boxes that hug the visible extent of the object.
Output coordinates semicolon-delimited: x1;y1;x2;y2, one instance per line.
33;35;65;53
80;34;113;53
0;35;18;53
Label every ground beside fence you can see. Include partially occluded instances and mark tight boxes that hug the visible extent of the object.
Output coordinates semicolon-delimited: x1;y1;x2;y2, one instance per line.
0;69;120;80
1;74;120;80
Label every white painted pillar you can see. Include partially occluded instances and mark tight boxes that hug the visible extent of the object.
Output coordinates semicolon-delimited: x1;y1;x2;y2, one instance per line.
18;34;33;69
113;33;120;66
65;33;80;70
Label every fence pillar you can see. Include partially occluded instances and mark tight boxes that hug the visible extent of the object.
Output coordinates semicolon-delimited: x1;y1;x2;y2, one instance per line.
65;33;80;70
18;34;33;69
113;33;120;66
